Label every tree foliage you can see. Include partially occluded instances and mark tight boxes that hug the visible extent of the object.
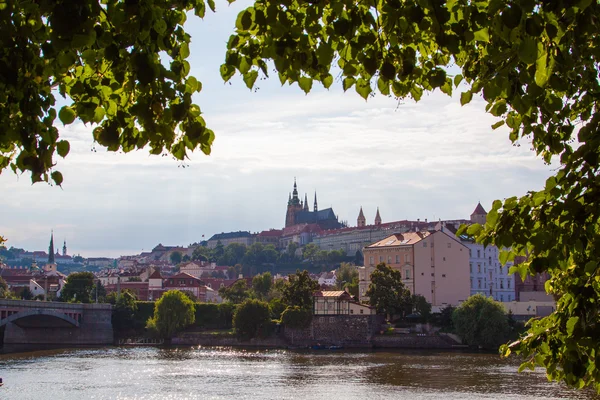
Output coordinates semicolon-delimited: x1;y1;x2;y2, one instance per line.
409;294;432;322
282;269;320;309
366;263;410;320
281;305;312;329
147;290;195;339
218;279;250;304
223;0;600;390
252;271;272;300
111;289;138;337
0;276;13;299
170;251;183;265
60;271;95;303
452;294;510;350
232;298;271;340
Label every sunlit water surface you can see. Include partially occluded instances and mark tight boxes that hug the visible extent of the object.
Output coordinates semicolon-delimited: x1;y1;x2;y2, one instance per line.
0;347;595;399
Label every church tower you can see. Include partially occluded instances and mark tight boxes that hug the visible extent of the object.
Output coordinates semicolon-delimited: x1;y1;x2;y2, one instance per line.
63;240;67;256
303;193;309;211
314;192;318;212
374;207;382;226
470;202;487;225
285;178;303;227
48;231;55;264
357;207;366;227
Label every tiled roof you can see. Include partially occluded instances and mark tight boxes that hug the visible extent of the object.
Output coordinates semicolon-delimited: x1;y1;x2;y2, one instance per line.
148;269;162;279
257;229;283;237
366;232;430;248
314;290;352;299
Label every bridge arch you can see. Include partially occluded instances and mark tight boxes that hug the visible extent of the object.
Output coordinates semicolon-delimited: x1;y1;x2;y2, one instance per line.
0;309;80;328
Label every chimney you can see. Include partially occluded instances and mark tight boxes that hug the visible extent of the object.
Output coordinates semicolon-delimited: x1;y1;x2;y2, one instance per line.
425;218;428;223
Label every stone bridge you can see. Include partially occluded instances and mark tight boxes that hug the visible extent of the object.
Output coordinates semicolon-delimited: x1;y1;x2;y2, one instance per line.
0;299;113;349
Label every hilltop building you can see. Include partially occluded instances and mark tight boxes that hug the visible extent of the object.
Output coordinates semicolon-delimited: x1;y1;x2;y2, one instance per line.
284;179;342;230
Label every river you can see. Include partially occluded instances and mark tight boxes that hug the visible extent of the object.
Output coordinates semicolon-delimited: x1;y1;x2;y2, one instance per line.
0;347;595;399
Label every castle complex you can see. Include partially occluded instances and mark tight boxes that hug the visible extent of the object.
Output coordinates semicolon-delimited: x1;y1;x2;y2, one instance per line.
284;179;342;231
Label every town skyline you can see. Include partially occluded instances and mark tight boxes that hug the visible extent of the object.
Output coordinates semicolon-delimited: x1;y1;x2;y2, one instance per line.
0;3;555;258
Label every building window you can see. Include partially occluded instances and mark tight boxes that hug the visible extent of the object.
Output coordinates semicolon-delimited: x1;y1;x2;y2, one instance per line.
478;279;481;288
388;256;392;264
431;273;434;277
369;256;374;264
169;279;173;284
508;280;511;289
500;294;504;302
470;263;472;273
470;278;473;288
469;249;472;257
379;256;384;263
500;280;504;289
360;309;364;314
396;255;400;263
477;264;481;273
447;242;451;248
477;249;481;257
442;274;446;278
405;270;411;279
443;257;446;261
350;309;354;314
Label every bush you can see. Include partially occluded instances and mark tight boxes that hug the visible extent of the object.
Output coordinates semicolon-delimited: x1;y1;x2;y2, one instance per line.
269;298;287;320
280;306;312;329
193;302;236;329
146;290;195;340
232;299;271;340
452;294;510;350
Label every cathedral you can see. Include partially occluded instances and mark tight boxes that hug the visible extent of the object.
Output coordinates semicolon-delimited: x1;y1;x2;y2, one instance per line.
285;179;343;230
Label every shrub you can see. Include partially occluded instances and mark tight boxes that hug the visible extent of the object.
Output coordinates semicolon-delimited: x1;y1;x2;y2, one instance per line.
146;290;195;339
280;306;312;329
452;294;510;350
232;299;271;340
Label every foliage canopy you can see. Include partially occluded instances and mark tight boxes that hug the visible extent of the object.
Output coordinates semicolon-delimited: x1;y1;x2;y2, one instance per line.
222;0;600;391
232;298;272;340
452;294;510;350
147;289;195;339
365;263;410;320
60;271;96;303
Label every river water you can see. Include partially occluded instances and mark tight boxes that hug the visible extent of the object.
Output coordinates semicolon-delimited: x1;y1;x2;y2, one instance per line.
0;347;595;399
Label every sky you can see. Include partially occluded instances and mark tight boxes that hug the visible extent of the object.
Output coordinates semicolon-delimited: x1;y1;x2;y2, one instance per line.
0;1;555;257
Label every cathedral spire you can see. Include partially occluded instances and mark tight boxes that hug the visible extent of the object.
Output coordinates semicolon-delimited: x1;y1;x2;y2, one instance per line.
292;177;299;203
48;231;55;264
304;193;309;211
314;192;318;212
63;239;67;256
357;207;366;227
375;207;382;226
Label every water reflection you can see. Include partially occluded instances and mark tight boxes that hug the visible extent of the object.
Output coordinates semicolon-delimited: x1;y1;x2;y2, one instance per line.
0;347;595;400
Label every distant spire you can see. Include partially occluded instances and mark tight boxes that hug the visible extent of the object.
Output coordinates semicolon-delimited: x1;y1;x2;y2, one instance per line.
375;207;382;226
292;177;299;203
304;193;309;211
314;192;318;212
48;231;55;264
63;239;67;256
357;207;366;227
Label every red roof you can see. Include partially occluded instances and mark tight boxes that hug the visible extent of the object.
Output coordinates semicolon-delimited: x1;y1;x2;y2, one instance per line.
282;223;323;237
258;229;283;237
148;269;162;279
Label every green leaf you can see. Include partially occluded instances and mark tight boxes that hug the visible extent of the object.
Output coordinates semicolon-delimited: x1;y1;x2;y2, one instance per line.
220;64;235;82
92;107;105;123
298;77;313;94
566;317;579;335
57;141;70;158
51;171;63;186
454;74;463;87
377;77;390;96
236;9;253;31
491;120;505;130
460;91;473;106
207;0;216;12
474;28;489;42
322;74;333;89
343;77;356;91
59;106;76;125
518;37;537;65
535;44;550;87
355;78;371;100
243;71;258;89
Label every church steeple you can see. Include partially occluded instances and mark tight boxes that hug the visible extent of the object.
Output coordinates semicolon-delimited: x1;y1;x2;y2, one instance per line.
314;192;318;212
63;239;67;256
48;231;55;264
303;193;309;211
375;207;382;226
291;178;300;205
357;207;366;227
